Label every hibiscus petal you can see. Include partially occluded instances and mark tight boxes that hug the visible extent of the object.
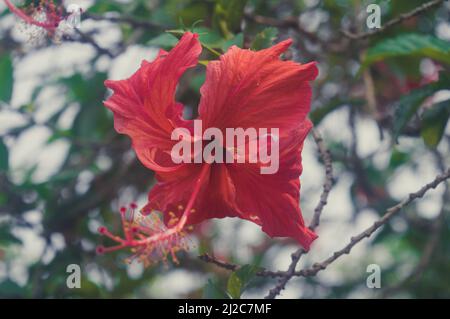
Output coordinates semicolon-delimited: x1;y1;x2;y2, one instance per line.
198;39;318;136
108;34;318;249
144;120;317;250
227;120;317;250
143;163;241;225
103;32;202;172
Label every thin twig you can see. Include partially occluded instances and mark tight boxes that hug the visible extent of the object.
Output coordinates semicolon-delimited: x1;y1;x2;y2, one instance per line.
66;29;115;58
310;129;334;230
380;151;449;297
199;167;450;280
291;167;450;278
342;0;445;40
199;128;335;284
198;253;286;278
198;254;238;271
265;128;334;299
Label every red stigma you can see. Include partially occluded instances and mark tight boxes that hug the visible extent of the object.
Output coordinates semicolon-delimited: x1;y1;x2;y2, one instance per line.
96;246;105;254
4;0;68;40
96;203;192;267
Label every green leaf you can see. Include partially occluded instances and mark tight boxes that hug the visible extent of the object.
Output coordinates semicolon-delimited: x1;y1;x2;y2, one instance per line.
389;149;410;169
177;2;211;27
420;100;450;148
213;0;248;37
226;264;259;299
189;73;206;92
203;279;230;299
167;29;222;57
166;29;186;37
227;272;242;299
234;264;259;285
88;1;125;14
62;73;109;139
148;33;179;49
362;34;450;70
251;27;278;50
194;27;224;48
62;73;107;104
392;73;450;140
0;139;8;172
0;54;13;103
222;32;244;51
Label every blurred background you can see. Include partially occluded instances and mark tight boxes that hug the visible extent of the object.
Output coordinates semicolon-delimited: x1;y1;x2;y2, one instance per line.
0;0;449;299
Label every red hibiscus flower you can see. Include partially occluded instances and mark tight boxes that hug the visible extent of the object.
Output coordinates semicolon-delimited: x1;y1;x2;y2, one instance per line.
100;32;318;262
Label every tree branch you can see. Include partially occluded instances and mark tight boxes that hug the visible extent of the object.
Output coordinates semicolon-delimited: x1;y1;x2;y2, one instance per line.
198;254;238;271
63;29;115;58
380;151;449;297
309;129;334;230
291;167;450;279
199;167;450;283
265;128;334;298
76;29;115;57
342;0;445;40
199;128;335;284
